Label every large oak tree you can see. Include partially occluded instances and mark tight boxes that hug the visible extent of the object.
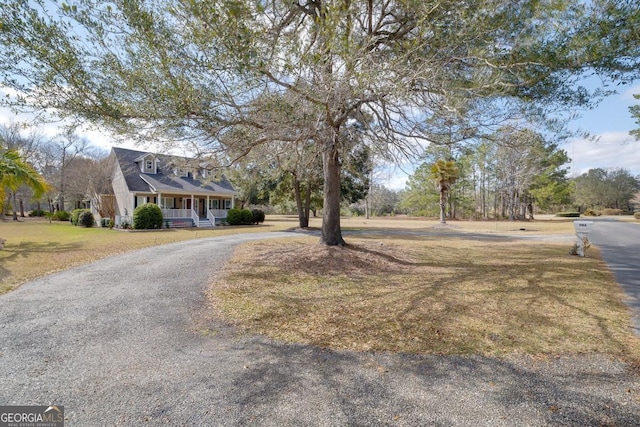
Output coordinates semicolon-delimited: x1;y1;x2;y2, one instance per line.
1;0;638;244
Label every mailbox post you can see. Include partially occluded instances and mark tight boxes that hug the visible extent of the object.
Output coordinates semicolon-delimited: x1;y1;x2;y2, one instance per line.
573;220;594;257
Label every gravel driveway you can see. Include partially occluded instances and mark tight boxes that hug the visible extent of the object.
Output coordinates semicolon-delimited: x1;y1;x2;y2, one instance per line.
1;231;639;426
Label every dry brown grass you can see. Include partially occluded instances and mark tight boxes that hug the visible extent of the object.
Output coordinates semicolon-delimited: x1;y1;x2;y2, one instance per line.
278;214;577;234
210;234;640;359
0;217;291;294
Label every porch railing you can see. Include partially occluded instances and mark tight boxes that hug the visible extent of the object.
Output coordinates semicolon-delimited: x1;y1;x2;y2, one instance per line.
207;209;216;226
191;209;199;227
161;208;192;218
209;209;229;218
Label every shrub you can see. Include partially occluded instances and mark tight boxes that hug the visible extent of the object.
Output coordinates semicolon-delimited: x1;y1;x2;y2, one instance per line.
555;212;580;218
100;217;114;228
78;211;95;227
583;208;598;217
252;209;265;224
226;208;254;225
240;209;253;225
53;210;71;221
226;208;243;225
28;209;47;217
600;208;622;216
133;203;163;229
635;212;640;220
71;208;89;225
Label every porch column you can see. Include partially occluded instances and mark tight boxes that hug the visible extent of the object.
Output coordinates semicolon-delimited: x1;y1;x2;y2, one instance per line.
191;194;195;213
157;192;162;207
231;196;235;209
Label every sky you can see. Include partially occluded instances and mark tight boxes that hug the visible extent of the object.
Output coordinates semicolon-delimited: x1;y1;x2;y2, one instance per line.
1;83;640;191
378;83;640;190
564;83;640;177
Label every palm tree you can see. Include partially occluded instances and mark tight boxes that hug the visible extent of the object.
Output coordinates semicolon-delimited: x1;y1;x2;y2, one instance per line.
0;150;49;220
430;159;460;224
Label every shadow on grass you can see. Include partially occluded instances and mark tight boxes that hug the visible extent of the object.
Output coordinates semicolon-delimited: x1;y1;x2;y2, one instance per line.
0;241;84;285
224;340;640;426
0;240;83;261
215;235;639;358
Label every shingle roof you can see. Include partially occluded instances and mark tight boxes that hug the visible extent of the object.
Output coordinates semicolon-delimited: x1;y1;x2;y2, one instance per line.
112;147;236;196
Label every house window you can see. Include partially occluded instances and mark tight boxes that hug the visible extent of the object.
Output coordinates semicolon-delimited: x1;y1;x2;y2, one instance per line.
224;199;232;209
145;159;153;171
161;197;175;209
209;199;219;209
136;196;147;207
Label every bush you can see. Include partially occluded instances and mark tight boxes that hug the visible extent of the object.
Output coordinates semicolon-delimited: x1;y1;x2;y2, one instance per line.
240;209;253;225
133;203;163;229
252;209;265;224
28;209;47;217
600;208;622;216
226;208;254;225
71;208;89;225
583;208;599;217
52;210;71;221
226;208;243;225
634;212;640;220
555;212;580;218
100;217;114;228
78;211;95;227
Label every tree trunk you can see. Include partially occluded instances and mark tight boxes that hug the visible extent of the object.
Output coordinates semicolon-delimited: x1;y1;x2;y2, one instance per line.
439;189;447;224
293;175;309;228
364;193;370;219
19;197;25;217
12;192;18;221
304;183;311;227
320;133;345;246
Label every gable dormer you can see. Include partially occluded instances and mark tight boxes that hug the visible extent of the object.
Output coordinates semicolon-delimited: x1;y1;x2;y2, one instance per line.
134;153;159;174
174;167;189;178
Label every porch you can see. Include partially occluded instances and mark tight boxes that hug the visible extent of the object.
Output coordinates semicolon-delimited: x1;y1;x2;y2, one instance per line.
115;208;230;228
161;208;230;228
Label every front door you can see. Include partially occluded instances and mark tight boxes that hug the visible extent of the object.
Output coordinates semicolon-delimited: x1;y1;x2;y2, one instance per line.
199;198;206;217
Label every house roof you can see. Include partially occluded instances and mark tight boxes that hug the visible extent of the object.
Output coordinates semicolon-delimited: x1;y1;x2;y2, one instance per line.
112;147;236;196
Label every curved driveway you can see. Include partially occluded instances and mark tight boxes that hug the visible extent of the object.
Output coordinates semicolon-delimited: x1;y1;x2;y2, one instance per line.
1;231;640;426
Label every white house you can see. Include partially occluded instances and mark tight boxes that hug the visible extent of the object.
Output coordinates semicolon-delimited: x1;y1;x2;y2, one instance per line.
109;147;237;228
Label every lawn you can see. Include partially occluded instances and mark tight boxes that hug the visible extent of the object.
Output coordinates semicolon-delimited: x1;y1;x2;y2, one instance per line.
209;232;640;360
4;214;638;360
0;217;293;294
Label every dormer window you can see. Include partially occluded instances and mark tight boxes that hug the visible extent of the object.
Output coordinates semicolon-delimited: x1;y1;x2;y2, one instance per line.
137;154;157;174
174;167;188;177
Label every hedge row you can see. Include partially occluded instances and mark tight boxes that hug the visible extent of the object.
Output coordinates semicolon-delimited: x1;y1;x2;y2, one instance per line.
226;208;265;225
555;212;580;218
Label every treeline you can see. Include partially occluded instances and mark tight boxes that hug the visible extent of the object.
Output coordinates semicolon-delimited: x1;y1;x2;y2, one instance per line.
0;122;112;217
238;126;639;220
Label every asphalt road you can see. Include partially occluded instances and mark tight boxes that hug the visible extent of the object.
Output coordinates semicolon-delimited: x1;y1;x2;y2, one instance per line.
588;218;640;335
1;230;640;426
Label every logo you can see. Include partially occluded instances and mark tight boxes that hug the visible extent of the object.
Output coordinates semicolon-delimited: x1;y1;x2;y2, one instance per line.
0;406;64;427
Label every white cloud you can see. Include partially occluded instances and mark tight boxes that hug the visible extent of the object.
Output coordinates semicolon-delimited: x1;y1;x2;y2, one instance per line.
622;84;640;101
567;131;640;176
